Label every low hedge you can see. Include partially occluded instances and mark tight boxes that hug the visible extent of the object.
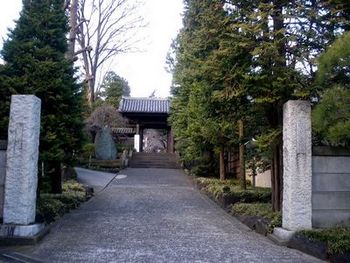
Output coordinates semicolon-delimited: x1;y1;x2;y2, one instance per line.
77;158;120;173
37;180;88;223
230;203;282;232
195;177;271;205
300;227;350;255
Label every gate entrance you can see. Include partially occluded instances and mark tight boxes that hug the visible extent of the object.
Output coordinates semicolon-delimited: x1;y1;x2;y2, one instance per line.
118;97;174;153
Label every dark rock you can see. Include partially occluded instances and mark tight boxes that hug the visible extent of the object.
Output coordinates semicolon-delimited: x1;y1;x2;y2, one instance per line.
236;215;260;230
85;187;94;200
217;193;240;207
255;218;270;236
288;233;328;260
94;127;117;160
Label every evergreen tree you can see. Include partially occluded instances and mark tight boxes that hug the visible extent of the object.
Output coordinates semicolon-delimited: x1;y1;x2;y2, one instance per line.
312;31;350;146
0;0;84;193
98;71;131;107
170;0;348;210
170;0;229;177
317;31;350;87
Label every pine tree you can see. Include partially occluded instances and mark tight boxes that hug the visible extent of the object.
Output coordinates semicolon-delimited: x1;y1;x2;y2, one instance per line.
98;71;131;107
0;0;84;193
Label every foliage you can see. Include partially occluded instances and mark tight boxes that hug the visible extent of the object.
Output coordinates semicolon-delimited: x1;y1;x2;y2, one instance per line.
38;180;87;223
300;227;350;255
195;177;271;203
85;104;127;132
312;87;350;146
230;203;281;232
62;179;87;193
169;0;348;209
169;1;239;178
0;0;84;193
37;197;65;223
98;71;131;107
81;143;95;159
317;32;350;87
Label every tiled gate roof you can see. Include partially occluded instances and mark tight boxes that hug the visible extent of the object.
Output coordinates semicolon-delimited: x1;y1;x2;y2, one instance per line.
119;97;170;114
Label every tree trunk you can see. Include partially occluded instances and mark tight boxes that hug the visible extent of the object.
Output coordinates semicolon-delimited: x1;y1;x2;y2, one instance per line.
87;77;95;106
66;0;78;61
270;1;286;212
252;157;256;188
239;120;246;190
219;147;226;181
271;134;283;211
49;161;62;194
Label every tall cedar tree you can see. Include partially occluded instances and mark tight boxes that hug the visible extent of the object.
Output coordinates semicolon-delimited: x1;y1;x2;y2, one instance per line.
245;0;348;210
170;0;233;177
0;0;84;193
170;0;348;210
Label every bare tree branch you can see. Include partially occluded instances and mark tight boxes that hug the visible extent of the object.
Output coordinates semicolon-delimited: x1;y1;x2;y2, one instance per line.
71;0;145;107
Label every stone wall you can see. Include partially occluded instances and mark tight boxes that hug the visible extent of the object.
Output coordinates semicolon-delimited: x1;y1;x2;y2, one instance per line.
0;140;6;219
312;147;350;228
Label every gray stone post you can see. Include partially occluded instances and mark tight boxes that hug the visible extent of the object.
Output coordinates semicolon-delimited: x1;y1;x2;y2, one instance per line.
282;100;312;231
3;95;41;225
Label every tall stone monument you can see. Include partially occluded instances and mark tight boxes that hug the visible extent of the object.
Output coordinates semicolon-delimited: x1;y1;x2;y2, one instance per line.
94;127;117;160
1;95;43;237
282;100;312;231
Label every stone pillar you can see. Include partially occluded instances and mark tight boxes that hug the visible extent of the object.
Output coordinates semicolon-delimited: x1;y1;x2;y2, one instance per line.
4;95;41;225
282;100;312;230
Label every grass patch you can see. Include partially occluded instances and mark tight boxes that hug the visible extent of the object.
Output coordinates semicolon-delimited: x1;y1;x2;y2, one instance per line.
230;203;281;232
300;227;350;255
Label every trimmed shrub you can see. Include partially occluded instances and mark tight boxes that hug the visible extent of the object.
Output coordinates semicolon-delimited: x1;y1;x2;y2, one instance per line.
300;227;350;255
195;177;270;204
37;180;88;223
231;203;281;232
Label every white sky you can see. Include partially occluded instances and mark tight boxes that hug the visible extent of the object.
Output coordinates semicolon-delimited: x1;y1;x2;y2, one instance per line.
0;0;184;98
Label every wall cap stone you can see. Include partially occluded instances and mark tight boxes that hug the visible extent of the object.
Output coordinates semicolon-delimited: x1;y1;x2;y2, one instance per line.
313;146;350;156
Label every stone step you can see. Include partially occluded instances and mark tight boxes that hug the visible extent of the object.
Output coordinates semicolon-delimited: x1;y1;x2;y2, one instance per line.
130;165;181;169
130;153;181;169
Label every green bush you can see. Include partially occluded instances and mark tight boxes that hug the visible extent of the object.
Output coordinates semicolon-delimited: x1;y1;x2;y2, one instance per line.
37;180;87;223
230;203;281;232
195;177;270;203
37;196;65;223
312;86;350;146
63;180;86;193
81;143;95;159
300;227;350;255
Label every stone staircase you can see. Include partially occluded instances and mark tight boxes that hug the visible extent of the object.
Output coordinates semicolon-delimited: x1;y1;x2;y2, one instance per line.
130;152;181;169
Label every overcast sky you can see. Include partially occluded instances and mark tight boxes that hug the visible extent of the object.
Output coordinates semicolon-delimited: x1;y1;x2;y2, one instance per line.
0;0;184;98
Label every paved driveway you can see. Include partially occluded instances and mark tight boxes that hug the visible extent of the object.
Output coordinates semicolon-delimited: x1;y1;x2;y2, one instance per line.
75;167;117;193
21;168;322;262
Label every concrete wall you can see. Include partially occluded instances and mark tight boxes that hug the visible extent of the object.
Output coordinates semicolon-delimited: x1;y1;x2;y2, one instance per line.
0;140;6;219
247;169;271;188
312;147;350;228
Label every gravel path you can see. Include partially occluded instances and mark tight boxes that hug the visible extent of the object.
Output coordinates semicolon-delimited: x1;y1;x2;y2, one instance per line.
22;168;323;263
